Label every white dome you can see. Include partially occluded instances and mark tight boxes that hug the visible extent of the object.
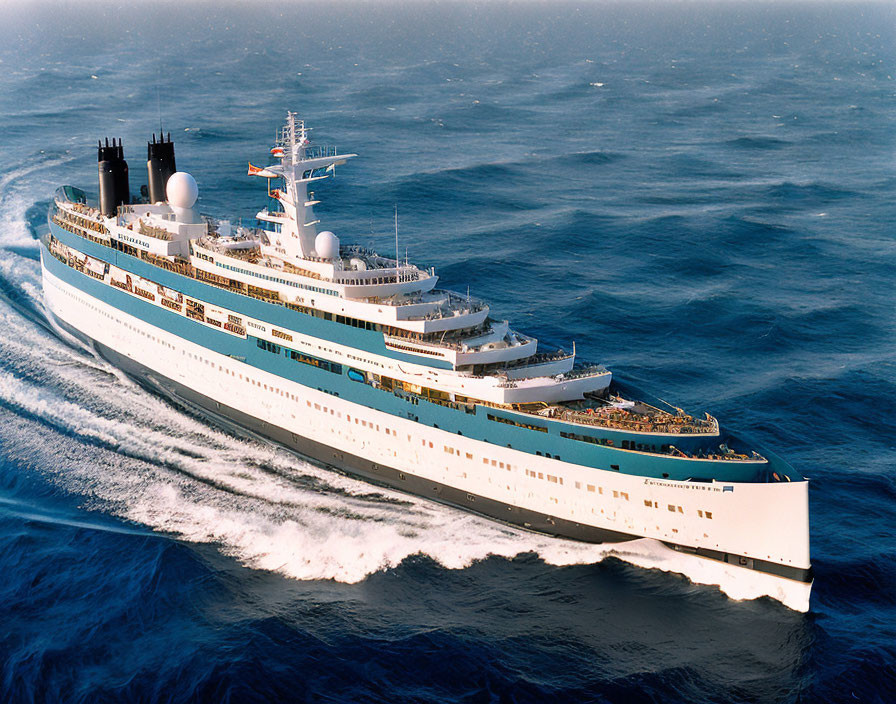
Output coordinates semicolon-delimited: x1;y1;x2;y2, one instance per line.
315;231;340;260
166;172;198;209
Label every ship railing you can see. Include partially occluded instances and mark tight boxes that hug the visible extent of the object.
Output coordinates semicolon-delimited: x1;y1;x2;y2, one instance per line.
383;331;491;353
220;247;262;264
384;335;462;353
136;222;173;241
296;145;339;160
52;210;110;238
54;200;95;220
336;266;430;286
62;201;101;218
367;291;488;316
256;209;287;219
532;405;719;435
405;302;489;322
508;351;576;367
281;261;324;280
561;364;611;380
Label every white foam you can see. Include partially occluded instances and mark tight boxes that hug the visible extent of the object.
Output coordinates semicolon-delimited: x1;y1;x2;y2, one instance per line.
0;154;75;252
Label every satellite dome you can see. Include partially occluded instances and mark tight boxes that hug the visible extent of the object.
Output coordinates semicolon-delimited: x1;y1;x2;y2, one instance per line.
166;172;198;209
315;231;340;260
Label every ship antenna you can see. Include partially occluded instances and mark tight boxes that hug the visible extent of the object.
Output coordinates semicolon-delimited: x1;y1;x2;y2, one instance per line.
156;68;163;135
394;205;399;284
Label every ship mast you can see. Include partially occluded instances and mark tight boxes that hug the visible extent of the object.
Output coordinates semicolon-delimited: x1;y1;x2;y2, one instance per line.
250;112;356;265
394;205;399;284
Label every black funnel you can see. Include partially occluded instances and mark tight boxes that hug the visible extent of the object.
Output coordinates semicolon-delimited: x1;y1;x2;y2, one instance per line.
147;132;176;204
98;138;130;217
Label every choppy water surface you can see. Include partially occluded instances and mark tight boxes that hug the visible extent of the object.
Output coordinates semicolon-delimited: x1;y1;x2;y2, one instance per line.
0;2;894;702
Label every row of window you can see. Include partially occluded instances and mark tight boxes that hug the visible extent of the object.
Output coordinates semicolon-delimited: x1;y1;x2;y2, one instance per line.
334;314;377;330
384;340;445;357
257;339;281;354
215;260;339;297
524;469;565;485
560;430;611;446
345;352;384;369
307;400;408;446
301;167;330;180
290;350;342;375
255;338;344;375
560;430;676;457
643;499;713;519
50;236;251;342
487;413;548;433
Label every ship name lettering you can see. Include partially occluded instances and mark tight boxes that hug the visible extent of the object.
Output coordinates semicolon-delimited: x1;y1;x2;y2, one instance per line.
645;479;723;492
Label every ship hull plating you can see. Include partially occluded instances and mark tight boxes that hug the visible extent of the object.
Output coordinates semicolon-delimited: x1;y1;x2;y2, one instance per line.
40;247;812;610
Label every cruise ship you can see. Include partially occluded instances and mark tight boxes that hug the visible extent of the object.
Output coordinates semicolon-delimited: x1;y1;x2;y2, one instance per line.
40;113;812;610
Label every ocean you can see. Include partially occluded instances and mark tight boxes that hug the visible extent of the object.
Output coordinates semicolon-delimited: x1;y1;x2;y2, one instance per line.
0;1;893;701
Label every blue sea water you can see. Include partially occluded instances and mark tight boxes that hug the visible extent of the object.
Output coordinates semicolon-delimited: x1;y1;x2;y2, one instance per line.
0;1;894;701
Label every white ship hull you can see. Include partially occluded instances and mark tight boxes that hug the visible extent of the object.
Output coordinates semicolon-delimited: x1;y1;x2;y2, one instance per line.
41;256;812;611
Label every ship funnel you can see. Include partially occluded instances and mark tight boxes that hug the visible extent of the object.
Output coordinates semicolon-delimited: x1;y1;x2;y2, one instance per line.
98;137;130;217
147;132;177;204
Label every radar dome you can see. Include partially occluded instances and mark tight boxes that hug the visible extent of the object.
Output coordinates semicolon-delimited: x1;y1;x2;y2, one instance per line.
166;172;198;209
315;231;340;260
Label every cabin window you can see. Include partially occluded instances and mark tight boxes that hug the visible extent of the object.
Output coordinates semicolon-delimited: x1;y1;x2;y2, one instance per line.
256;339;281;354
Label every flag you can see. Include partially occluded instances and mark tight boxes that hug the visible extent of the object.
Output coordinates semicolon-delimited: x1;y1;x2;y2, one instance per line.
248;163;279;178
